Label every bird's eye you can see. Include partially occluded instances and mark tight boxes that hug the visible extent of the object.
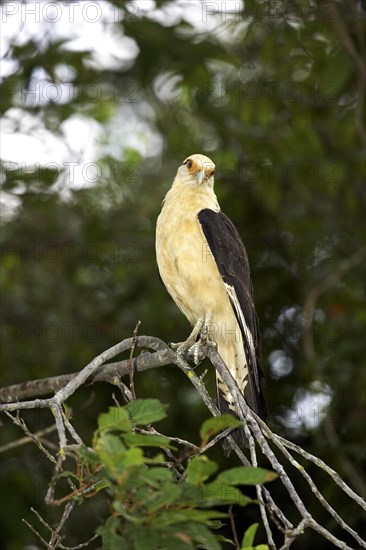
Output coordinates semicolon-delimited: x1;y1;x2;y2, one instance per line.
186;159;193;169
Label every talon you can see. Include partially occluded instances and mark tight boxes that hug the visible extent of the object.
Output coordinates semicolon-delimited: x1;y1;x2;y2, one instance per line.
175;349;188;369
207;338;217;350
170;340;196;369
200;369;208;381
200;324;209;343
188;341;204;366
170;316;205;361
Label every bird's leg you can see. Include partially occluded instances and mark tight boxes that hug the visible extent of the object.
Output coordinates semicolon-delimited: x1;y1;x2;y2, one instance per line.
189;323;217;364
171;317;205;367
189;320;211;365
171;317;217;367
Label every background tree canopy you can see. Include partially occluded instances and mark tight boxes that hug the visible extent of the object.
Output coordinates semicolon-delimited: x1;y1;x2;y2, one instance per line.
1;1;365;548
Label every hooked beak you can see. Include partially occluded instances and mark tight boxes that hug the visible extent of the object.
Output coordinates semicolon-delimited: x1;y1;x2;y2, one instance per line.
195;169;205;185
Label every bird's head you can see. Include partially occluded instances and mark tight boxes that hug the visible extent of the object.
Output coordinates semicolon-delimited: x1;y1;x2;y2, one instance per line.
177;153;216;187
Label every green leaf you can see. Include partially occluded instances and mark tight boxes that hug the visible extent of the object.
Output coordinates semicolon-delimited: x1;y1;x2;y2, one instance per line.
123;447;145;467
145;452;166;464
143;467;174;484
98;407;132;433
144;482;181;513
203;481;251;507
186;456;218;485
182;521;221;550
159;525;195;550
113;501;144;523
241;523;259;548
317;48;351;100
152;509;227;527
125;399;168;425
200;414;242;444
216;534;236;545
156;521;223;549
131;526;161;550
123;432;174;449
55;470;80;481
95;479;110;493
216;467;277;485
97;517;126;550
96;433;127;471
77;444;100;466
177;483;206;506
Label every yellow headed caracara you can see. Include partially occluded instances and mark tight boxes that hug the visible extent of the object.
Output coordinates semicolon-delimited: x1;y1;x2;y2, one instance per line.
156;154;267;448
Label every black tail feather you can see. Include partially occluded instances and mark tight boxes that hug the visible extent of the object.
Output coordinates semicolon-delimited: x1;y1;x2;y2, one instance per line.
216;386;248;455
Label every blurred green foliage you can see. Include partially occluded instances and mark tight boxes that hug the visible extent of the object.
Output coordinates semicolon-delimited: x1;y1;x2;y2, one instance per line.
1;0;365;548
91;400;273;549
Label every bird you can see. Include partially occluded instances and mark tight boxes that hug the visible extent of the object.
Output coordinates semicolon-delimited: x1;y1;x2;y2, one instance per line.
156;153;267;449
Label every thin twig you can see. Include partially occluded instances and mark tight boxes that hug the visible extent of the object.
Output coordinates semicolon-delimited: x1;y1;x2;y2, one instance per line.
137;427;200;451
0;338;173;403
259;423;365;547
129;320;141;400
198;426;237;455
135;425;186;475
205;344;362;549
229;505;240;549
4;411;57;463
51;501;75;545
243;419;276;550
2;334;365;549
275;432;366;511
22;517;51;549
0;420;57;455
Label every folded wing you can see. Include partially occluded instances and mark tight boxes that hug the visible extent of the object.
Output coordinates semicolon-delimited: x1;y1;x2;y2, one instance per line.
198;208;268;419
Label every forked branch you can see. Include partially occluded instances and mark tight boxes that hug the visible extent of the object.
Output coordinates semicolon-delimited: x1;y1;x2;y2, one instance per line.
1;335;365;549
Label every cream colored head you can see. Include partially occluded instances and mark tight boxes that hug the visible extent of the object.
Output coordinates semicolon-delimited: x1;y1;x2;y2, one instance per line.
176;153;216;187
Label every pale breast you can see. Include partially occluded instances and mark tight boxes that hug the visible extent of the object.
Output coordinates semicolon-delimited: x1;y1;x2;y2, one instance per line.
156;189;235;329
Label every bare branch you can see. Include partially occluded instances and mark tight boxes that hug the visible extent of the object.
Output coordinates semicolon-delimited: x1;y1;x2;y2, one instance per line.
128;320;141;400
0;337;173;403
243;419;276;549
205;344;366;549
275;432;366;511
0;421;57;455
228;504;240;550
1;334;365;549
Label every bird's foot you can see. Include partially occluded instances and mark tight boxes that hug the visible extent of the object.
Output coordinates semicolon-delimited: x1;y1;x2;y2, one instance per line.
171;318;216;367
170;317;206;367
189;333;217;364
188;340;205;365
171;337;202;367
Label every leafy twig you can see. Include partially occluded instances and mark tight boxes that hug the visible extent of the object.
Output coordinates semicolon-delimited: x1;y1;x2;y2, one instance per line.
1;335;365;549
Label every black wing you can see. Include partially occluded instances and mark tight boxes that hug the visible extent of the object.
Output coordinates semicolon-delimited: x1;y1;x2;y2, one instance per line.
198;208;268;420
